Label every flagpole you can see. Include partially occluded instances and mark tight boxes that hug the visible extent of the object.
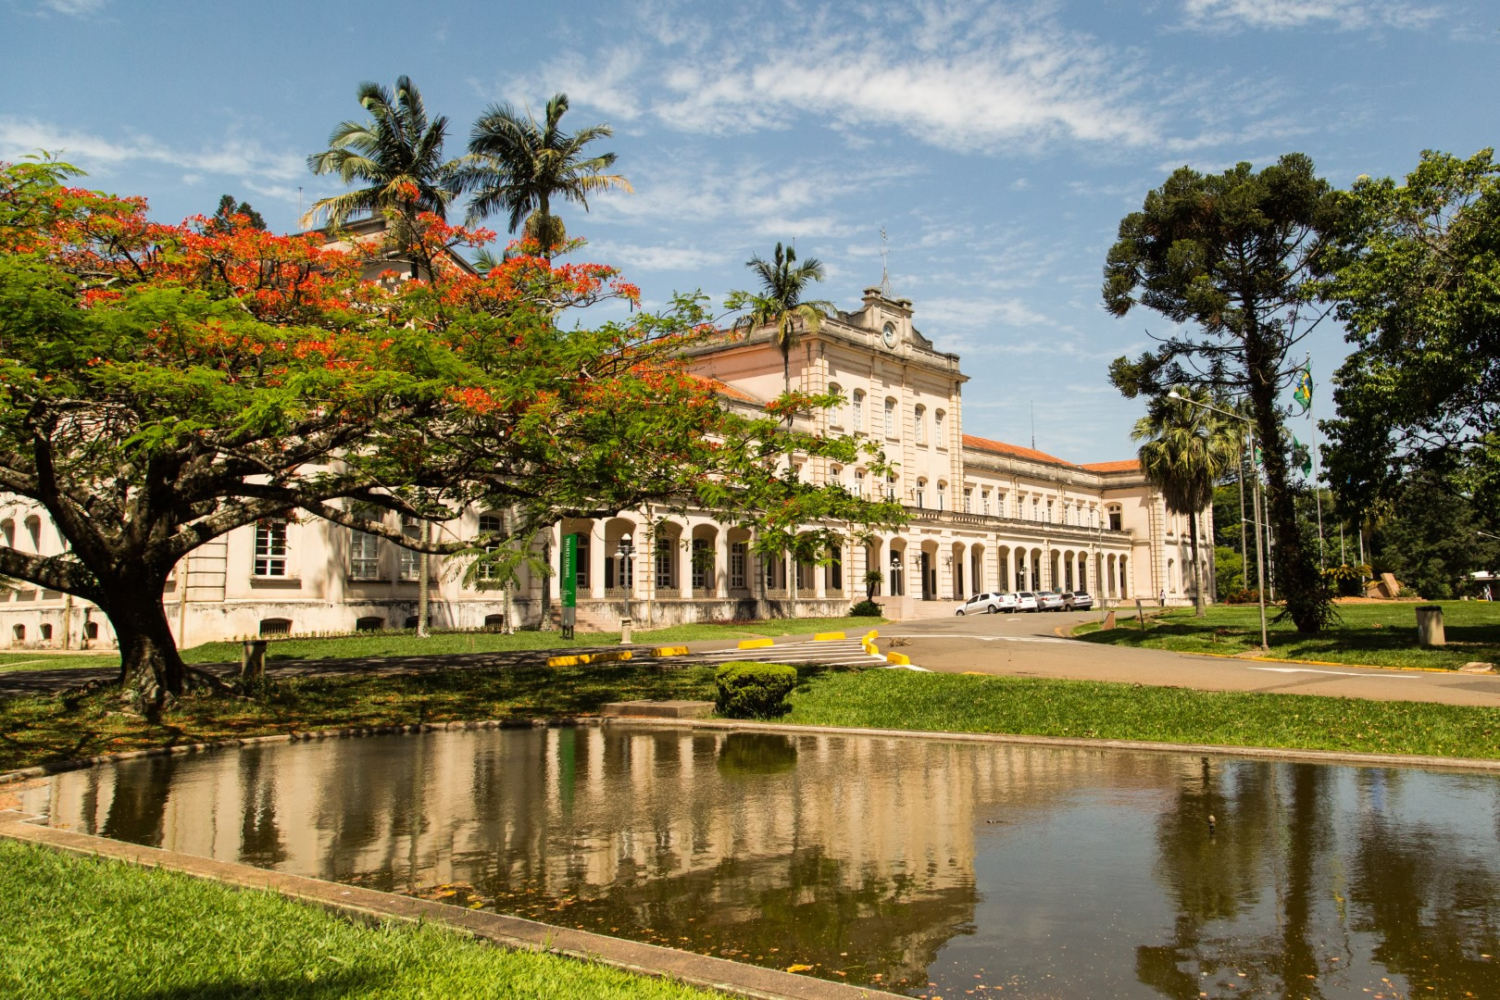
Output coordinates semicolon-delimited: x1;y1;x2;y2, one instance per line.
1304;354;1326;571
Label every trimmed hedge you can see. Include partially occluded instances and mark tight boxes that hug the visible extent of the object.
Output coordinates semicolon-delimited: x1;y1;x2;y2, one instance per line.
849;599;882;616
714;662;798;719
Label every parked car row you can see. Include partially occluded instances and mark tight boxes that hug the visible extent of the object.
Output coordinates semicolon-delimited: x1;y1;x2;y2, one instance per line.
955;590;1094;614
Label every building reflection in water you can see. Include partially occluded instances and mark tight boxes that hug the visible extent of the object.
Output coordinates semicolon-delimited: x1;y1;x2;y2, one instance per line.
23;726;1500;998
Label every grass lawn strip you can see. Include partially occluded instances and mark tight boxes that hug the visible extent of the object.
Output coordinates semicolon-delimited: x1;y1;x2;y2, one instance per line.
0;616;889;674
0;837;737;1000
1076;600;1500;670
6;660;1500;778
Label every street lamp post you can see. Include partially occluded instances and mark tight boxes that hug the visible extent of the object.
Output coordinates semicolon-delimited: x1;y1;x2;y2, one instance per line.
617;533;634;645
1167;391;1269;651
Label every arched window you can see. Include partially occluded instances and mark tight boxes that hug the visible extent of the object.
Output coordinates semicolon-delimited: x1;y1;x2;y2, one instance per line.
852;389;865;432
828;383;843;427
914;404;926;445
934;409;945;446
691;538;712;590
1107;505;1123;531
937;481;947;511
884;397;897;438
915;478;926;508
24;515;41;552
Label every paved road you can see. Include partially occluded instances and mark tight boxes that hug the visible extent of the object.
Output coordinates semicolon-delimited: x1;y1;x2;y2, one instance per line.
874;609;1500;707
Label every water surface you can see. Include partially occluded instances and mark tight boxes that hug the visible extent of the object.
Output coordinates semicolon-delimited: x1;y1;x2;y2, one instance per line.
19;726;1500;998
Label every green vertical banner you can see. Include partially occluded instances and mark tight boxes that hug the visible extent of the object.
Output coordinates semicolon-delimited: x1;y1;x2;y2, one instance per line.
561;533;578;637
563;534;578;607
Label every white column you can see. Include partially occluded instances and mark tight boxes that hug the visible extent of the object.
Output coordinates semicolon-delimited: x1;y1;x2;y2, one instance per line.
714;529;729;598
589;520;607;599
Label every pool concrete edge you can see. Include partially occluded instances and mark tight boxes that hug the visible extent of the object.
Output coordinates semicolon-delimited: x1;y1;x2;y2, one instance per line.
0;808;903;1000
599;716;1500;774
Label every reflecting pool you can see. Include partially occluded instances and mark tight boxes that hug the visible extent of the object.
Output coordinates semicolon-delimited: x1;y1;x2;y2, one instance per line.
17;725;1500;998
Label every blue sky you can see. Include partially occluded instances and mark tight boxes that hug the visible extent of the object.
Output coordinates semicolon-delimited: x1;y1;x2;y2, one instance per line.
3;0;1496;464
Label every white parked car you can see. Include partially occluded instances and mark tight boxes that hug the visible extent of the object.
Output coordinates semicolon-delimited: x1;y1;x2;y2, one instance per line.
1035;590;1066;612
955;591;1017;615
1013;591;1039;612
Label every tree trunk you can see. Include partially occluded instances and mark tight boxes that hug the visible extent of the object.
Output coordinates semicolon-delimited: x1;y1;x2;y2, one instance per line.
1190;511;1206;617
1249;370;1328;632
110;587;189;714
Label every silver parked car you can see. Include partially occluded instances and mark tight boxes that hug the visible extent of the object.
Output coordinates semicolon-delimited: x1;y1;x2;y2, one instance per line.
1063;590;1094;611
955;591;1017;615
1013;591;1039;612
1034;590;1066;612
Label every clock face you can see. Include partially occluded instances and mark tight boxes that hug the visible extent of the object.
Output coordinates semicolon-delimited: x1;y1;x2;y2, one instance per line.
881;322;898;348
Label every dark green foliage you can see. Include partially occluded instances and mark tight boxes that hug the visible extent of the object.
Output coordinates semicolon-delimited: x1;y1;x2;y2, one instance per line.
849;599;882;616
714;662;797;719
1103;154;1342;632
208;194;265;231
1322;149;1500;532
1369;470;1497;599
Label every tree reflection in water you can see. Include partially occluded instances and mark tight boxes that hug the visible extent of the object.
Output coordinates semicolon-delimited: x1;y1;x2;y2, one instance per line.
24;726;1500;998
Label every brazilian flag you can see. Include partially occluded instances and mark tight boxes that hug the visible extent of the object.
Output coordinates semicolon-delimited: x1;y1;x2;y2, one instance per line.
1292;367;1313;414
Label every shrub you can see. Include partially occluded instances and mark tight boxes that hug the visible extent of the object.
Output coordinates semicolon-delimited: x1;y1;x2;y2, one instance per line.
849;599;882;616
714;662;798;719
1222;588;1262;605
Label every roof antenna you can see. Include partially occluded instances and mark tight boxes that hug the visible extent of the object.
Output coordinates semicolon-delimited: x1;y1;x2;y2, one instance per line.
878;226;891;297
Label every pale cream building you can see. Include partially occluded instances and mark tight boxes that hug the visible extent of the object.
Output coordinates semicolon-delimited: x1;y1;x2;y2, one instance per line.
0;283;1209;649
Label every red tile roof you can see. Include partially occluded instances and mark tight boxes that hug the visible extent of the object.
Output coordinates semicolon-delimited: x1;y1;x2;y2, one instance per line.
691;375;761;405
961;435;1074;467
1078;459;1140;473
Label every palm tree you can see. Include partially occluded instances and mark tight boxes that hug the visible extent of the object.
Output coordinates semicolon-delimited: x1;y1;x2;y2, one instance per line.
729;243;836;400
304;75;460;234
460;93;631;254
1133;387;1240;616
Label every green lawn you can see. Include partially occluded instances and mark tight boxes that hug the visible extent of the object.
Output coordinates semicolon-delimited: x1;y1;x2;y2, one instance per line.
1077;599;1500;669
0;616;886;674
0;660;721;775
0;839;723;1000
785;668;1500;759
0;651;119;674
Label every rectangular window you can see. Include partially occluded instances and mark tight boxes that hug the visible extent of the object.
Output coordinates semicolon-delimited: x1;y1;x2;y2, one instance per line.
655;546;674;588
691;539;710;590
730;542;746;589
254;519;288;577
884;398;896;438
963;488;972;514
852;391;864;432
350;531;381;579
399;517;421;581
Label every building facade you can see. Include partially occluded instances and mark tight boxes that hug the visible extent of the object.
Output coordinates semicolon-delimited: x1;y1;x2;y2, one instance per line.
1;285;1210;650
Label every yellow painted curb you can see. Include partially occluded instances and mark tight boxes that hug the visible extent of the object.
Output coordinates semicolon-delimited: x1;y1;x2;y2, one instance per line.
886;652;910;666
813;631;845;641
737;638;775;650
547;650;633;667
863;630;879;641
652;646;690;657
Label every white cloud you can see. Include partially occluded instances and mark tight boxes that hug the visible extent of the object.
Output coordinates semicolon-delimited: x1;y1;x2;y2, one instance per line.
0;116;306;184
1179;0;1444;32
39;0;109;15
521;2;1162;154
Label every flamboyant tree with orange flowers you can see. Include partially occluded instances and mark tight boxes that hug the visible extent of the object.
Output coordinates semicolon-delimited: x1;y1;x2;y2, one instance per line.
0;159;900;712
